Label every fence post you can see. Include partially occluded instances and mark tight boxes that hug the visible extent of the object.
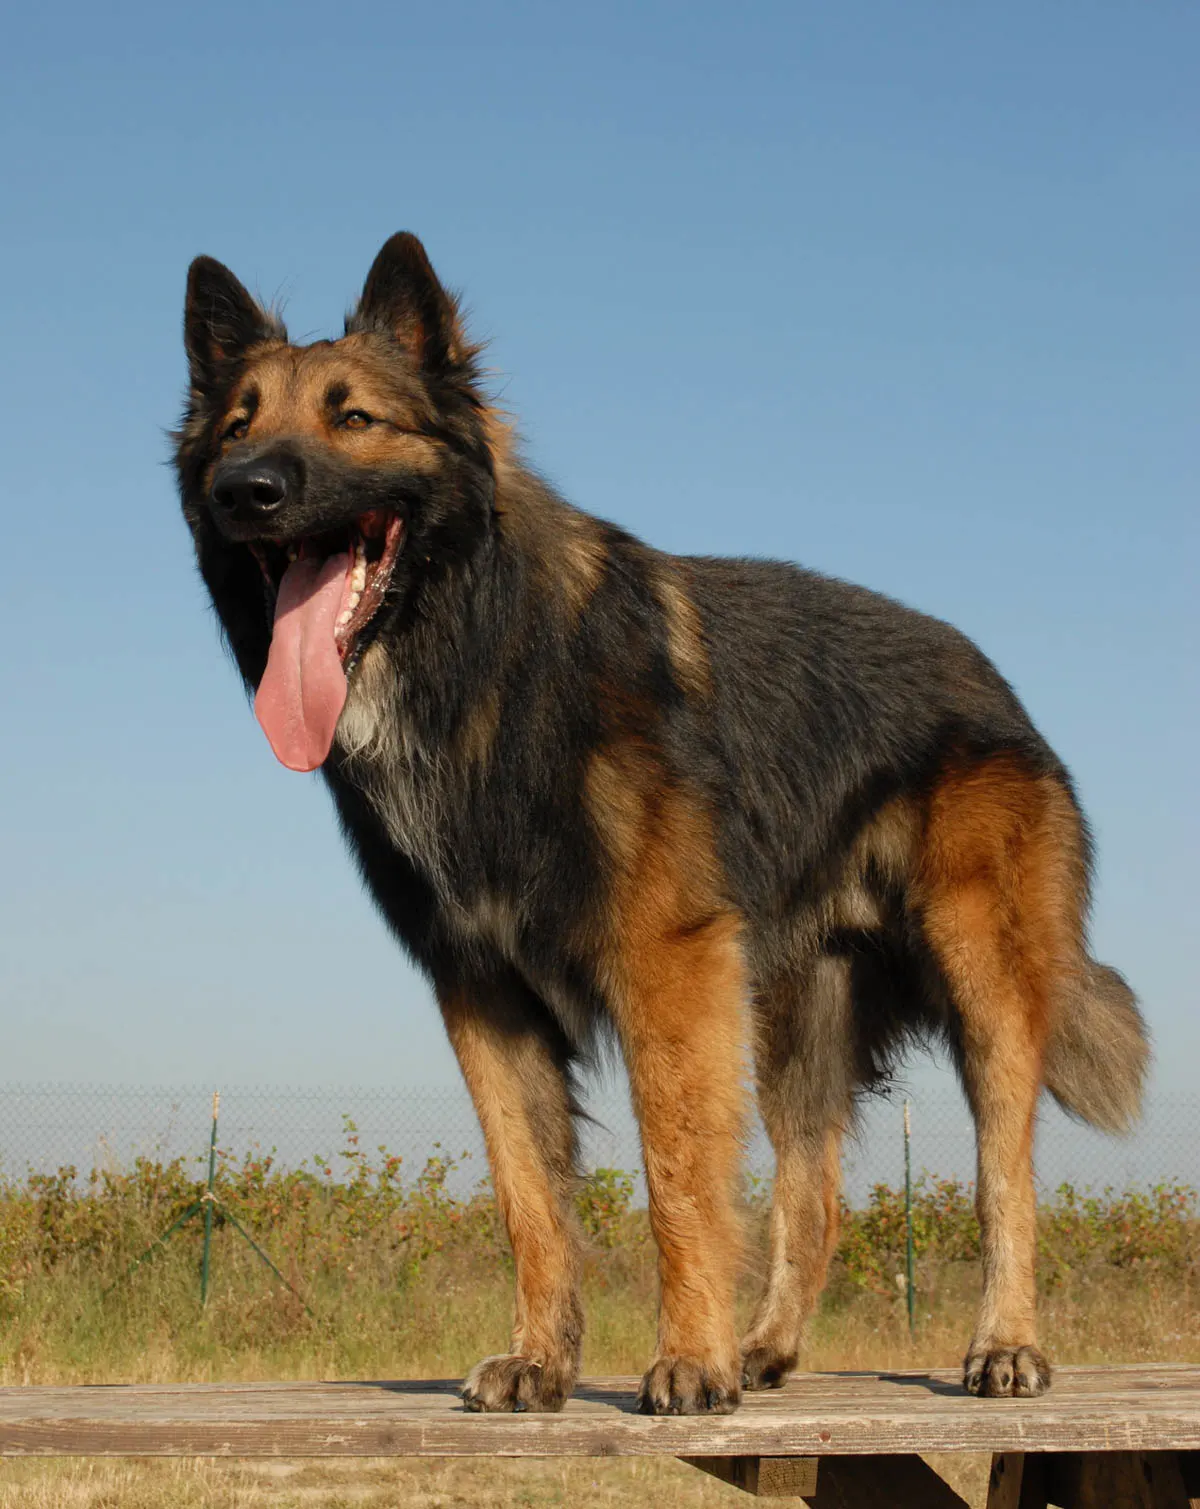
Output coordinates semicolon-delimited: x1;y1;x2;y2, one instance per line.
200;1090;219;1306
904;1099;915;1336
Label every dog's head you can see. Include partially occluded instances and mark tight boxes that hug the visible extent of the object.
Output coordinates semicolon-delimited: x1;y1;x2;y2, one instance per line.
175;233;495;770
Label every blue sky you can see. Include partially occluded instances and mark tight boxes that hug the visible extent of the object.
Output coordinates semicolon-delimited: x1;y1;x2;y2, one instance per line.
0;2;1195;1093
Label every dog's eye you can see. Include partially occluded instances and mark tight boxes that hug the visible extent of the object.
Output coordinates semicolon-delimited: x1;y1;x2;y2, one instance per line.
340;410;375;430
223;417;250;442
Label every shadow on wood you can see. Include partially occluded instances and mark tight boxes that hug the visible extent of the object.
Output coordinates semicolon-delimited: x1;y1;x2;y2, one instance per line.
987;1449;1200;1509
685;1452;969;1504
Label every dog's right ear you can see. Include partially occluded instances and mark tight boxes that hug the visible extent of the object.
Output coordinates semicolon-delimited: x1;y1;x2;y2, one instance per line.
184;256;283;395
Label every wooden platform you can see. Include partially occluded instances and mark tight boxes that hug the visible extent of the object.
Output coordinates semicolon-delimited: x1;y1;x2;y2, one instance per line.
0;1365;1196;1506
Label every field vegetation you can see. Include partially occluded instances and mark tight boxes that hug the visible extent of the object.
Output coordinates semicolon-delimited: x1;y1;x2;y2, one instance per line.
0;1123;1195;1507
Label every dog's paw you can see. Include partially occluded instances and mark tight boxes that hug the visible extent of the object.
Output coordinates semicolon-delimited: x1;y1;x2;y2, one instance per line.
460;1354;571;1413
637;1355;740;1415
740;1342;797;1391
963;1344;1051;1398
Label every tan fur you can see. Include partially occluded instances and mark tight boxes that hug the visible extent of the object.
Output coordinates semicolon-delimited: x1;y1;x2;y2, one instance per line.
438;981;582;1398
490;445;608;619
742;1121;844;1373
855;795;921;886
652;566;711;697
585;745;748;1395
831;795;920;931
457;687;502;770
915;756;1082;1371
767;796;920;967
558;518;609;616
208;338;443;489
481;404;517;471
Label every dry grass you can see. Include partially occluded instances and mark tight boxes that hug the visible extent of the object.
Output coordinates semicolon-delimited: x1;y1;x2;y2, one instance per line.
2;1456;745;1509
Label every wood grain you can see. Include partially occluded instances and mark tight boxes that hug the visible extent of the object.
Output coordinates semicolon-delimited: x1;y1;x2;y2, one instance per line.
681;1454;820;1495
0;1367;1194;1460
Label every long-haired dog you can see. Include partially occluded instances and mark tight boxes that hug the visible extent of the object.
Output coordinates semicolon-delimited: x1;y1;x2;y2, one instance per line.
175;232;1146;1413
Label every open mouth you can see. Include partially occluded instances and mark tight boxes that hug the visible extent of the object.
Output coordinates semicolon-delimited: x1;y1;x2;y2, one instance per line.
248;509;405;666
247;510;405;774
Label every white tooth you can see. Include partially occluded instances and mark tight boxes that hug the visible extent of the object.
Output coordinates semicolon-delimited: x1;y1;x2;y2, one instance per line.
346;590;361;610
336;609;351;627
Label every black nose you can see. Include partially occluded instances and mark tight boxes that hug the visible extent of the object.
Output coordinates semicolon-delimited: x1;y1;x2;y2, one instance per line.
211;461;288;519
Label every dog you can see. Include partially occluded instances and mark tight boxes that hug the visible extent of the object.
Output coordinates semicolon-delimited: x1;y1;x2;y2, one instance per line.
175;232;1147;1414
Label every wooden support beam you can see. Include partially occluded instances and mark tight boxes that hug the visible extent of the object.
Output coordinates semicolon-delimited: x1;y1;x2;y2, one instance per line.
1179;1451;1200;1508
1051;1450;1190;1509
681;1452;968;1505
987;1450;1196;1509
682;1454;818;1496
987;1452;1046;1509
805;1454;970;1507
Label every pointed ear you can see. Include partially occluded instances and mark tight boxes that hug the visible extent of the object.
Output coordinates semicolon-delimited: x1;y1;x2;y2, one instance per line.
184;256;284;394
349;232;469;374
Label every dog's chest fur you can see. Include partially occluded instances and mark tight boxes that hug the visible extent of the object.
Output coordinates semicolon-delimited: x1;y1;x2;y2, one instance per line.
336;664;458;897
334;650;594;1036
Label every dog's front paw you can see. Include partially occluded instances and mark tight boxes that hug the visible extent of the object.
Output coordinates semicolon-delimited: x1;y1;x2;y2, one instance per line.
637;1355;740;1415
461;1354;571;1413
963;1344;1051;1398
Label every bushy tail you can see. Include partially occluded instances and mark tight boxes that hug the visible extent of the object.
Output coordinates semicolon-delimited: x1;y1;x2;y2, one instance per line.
1044;961;1149;1133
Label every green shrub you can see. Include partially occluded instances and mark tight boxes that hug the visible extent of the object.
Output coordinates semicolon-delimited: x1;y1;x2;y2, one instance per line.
576;1168;637;1249
0;1123;1194;1314
837;1176;980;1294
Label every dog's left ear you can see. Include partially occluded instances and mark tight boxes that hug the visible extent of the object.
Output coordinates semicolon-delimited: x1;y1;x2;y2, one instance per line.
350;233;468;374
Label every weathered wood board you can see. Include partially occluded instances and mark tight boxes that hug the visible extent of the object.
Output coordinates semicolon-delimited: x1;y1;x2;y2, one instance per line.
0;1366;1195;1460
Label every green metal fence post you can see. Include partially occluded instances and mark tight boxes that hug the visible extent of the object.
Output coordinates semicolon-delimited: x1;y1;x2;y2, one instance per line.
105;1088;308;1315
200;1090;219;1306
904;1099;915;1336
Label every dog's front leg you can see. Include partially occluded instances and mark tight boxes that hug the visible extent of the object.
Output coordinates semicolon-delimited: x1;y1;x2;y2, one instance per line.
613;911;748;1416
437;970;584;1412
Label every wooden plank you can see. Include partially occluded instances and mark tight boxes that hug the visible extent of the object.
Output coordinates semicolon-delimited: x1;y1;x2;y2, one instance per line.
0;1368;1194;1459
681;1454;820;1495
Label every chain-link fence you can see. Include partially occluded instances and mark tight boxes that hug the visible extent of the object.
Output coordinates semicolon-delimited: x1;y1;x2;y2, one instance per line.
0;1082;1194;1206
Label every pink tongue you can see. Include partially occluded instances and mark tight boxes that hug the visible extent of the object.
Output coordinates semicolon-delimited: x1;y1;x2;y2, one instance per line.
254;552;351;771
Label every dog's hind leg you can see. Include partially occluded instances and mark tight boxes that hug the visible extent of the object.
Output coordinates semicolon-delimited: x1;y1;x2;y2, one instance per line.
438;969;584;1413
741;957;854;1389
916;755;1082;1399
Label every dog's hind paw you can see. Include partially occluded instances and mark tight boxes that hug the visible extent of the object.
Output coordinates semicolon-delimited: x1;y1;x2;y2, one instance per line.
740;1343;798;1391
460;1354;571;1413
